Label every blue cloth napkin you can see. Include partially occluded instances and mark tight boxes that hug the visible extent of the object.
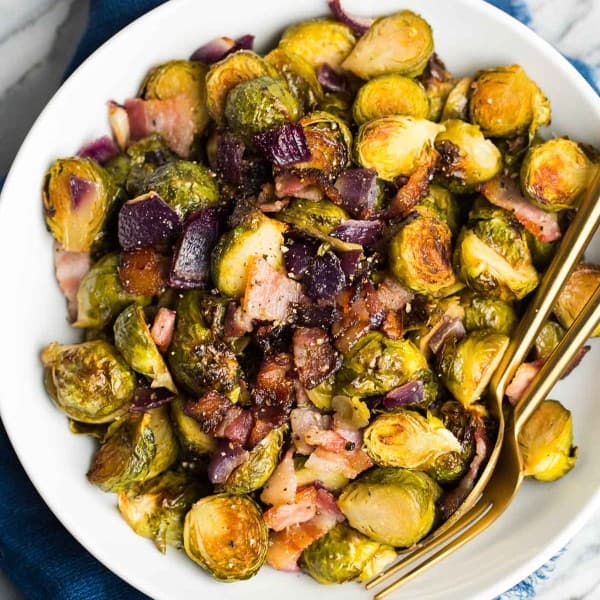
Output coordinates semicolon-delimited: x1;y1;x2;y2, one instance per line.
0;2;597;599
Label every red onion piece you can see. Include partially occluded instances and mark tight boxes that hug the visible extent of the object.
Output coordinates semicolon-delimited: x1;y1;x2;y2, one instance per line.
216;131;245;184
235;34;255;50
290;303;339;328
334;168;380;218
77;135;119;164
190;34;255;64
285;241;317;280
69;175;98;211
317;64;352;95
208;441;250;484
169;208;221;288
303;252;346;300
338;249;363;282
253;124;311;167
118;192;182;251
129;387;176;412
327;0;374;35
429;317;467;355
330;219;383;246
383;380;425;409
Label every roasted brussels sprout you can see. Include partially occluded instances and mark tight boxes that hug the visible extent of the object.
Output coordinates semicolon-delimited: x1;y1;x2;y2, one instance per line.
300;522;393;584
183;493;268;581
170;396;217;455
88;406;178;492
41;340;136;424
364;409;461;470
469;65;550;138
332;395;370;428
318;92;353;122
437;330;509;406
419;55;455;122
342;10;433;79
416;184;462;235
74;253;151;328
435;120;502;191
142;160;220;220
117;470;203;552
357;546;398;582
305;375;335;411
206;50;280;123
520;138;594;212
354;116;441;181
454;203;540;300
553;263;600;336
113;304;176;392
43;157;117;252
519;399;577;481
279;19;356;71
338;467;441;547
293;455;349;491
440;77;472;122
353;75;430;125
533;321;565;360
526;231;558;271
168;291;242;397
224;76;301;138
124;134;175;196
336;332;429;398
389;213;456;296
211;211;287;298
221;426;286;494
462;294;517;335
278;197;349;237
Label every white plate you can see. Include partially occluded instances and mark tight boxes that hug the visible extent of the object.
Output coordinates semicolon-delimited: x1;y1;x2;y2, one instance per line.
0;1;598;598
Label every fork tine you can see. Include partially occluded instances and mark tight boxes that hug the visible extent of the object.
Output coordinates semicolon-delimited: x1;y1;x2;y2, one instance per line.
365;498;490;590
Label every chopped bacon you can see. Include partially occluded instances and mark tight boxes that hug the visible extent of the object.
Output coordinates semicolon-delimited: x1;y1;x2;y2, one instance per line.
479;175;561;242
213;405;245;438
224;301;254;337
183;391;232;434
264;486;318;531
376;276;413;311
223;409;254;446
304;446;373;479
150;307;176;352
275;172;323;201
505;360;544;406
292;327;341;389
290;407;332;455
125;94;196;157
261;448;298;506
259;199;291;213
304;426;350;453
108;101;130;150
53;244;91;321
333;415;364;448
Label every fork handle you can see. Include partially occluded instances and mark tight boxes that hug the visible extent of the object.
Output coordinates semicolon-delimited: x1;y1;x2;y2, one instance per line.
491;167;600;398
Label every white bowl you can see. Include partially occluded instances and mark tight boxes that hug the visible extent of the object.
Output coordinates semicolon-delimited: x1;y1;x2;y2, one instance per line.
0;1;598;598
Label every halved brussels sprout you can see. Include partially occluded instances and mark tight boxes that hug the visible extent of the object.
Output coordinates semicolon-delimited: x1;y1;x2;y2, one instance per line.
117;470;203;553
300;522;391;584
332;395;370;428
364;409;461;470
88;406;178;492
206;50;280;123
124;134;175;196
533;321;565;360
142;160;220;220
41;340;136;424
338;467;441;547
278;197;349;236
518;399;577;481
43;157;117;252
279;19;356;71
435;120;502;192
74;253;151;329
419;55;455;122
113;304;175;392
553;263;600;337
357;546;398;582
526;231;558;271
440;77;472;122
462;293;517;335
469;65;550;138
437;330;509;406
305;375;335;411
354;116;442;181
520;138;594;212
415;184;462;235
224;76;301;138
336;332;429;398
454;203;540;300
170;396;217;456
211;211;287;298
353;75;430;125
318;92;353;122
342;10;433;79
183;493;268;581
140;60;210;135
389;214;456;296
221;426;286;494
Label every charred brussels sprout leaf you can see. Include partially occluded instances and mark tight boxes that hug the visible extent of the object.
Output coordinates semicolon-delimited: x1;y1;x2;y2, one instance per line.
462;294;517;335
441;77;473;122
364;409;461;470
142;160;220;220
355;116;441;181
41;340;136;424
279;19;356;71
113;304;176;392
336;332;429;398
435;119;502;192
117;470;203;553
342;10;433;79
306;375;335;411
353;75;430;124
43;157;117;252
533;321;565;360
170;396;217;456
74;253;151;328
389;214;456;296
338;467;441;547
183;493;268;581
87;406;178;492
519;400;577;481
520;138;594;212
437;330;509;406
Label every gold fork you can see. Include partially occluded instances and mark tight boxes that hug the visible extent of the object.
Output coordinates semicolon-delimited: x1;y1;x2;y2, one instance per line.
367;168;600;598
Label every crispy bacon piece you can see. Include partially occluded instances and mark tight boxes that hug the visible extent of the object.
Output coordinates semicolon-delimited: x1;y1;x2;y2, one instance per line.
304;446;373;479
292;327;341;389
223;409;254;446
150;307;176;352
479;175;562;242
304;427;350;453
183;391;232;434
118;248;168;296
264;486;318;531
213;405;244;438
53;244;91;321
261;448;298;506
290;407;332;455
275;172;323;201
224;301;254;337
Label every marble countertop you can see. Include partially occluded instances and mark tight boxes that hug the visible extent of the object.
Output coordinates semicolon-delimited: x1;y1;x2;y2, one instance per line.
0;1;599;599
